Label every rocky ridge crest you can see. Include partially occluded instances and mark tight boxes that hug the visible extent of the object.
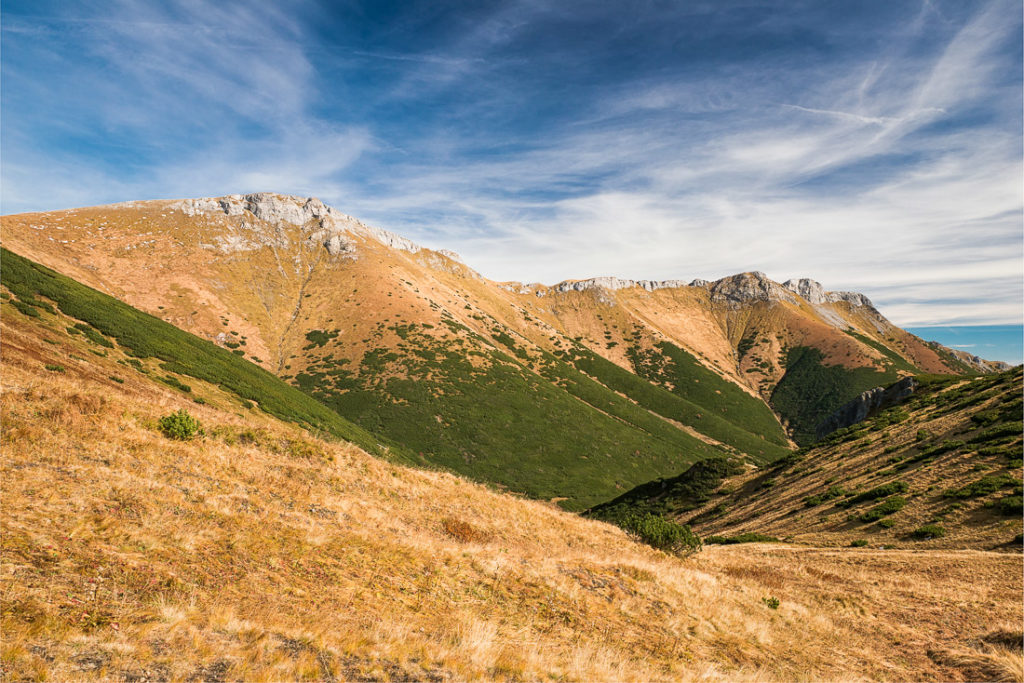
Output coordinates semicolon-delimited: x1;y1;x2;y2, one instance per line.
174;194;878;312
176;193;423;258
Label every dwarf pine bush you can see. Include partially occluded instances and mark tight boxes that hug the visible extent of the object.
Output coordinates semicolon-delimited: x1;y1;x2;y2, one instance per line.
158;409;202;440
620;513;702;556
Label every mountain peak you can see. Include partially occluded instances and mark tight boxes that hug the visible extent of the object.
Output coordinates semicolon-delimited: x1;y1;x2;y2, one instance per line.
174;192;425;256
708;271;797;305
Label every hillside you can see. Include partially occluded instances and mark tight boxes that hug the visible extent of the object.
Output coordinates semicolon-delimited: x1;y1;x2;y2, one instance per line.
593;370;1023;550
0;194;1007;509
2;265;1022;682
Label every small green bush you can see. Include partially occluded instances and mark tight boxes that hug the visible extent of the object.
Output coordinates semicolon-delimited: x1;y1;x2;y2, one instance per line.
11;299;41;317
992;495;1023;516
159;375;192;393
762;596;780;610
911;524;946;539
804;484;846;507
849;539;869;547
158;409;202;441
705;532;779;545
840;481;909;507
944;474;1018;500
44;364;65;373
858;496;907;523
877;518;896;529
619;513;702;556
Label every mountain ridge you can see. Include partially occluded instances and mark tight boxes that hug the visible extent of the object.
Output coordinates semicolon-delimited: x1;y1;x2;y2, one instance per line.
0;192;1010;508
11;192;928;314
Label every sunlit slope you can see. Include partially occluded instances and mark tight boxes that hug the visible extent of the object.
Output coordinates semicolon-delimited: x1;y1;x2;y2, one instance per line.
595;370;1024;550
2;289;1021;682
0;246;392;458
1;199;792;508
2;194;1000;494
0;247;735;509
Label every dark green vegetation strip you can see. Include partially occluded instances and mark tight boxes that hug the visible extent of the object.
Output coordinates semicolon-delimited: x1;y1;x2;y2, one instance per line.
770;346;902;446
845;330;918;374
0;247;392;457
587;457;744;523
558;345;789;461
296;323;727;511
704;532;780;545
627;341;790;449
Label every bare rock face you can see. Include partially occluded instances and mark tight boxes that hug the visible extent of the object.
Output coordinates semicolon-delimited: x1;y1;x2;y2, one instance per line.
826;290;874;308
323;234;355;257
551;277;688;294
946;348;1013;374
438;249;463;263
816;376;918;439
709;272;797;305
174;193;422;257
783;278;827;304
782;277;874;309
688;278;710;288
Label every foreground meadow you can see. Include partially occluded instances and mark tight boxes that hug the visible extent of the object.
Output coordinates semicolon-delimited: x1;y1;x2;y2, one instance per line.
1;306;1021;682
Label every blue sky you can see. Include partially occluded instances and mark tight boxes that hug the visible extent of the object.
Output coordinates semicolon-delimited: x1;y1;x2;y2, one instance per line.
907;325;1022;365
2;0;1022;335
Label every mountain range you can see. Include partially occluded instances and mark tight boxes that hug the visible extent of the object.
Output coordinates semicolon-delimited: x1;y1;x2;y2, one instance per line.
1;192;1010;510
1;193;1021;682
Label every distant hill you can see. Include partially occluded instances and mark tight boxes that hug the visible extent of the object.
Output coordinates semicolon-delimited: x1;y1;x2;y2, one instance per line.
1;193;1007;509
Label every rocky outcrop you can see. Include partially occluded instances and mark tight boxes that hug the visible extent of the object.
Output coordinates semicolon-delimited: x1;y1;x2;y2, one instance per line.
782;278;827;304
827;290;874;308
946;348;1013;374
551;277;688;294
815;376;918;440
782;278;875;309
175;193;422;257
709;272;797;306
438;249;463;263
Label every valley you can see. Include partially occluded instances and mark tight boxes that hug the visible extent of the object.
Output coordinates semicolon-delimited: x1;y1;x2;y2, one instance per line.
1;194;1020;681
0;280;1020;681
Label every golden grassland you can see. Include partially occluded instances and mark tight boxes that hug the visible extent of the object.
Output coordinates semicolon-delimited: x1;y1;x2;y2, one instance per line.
2;309;1022;682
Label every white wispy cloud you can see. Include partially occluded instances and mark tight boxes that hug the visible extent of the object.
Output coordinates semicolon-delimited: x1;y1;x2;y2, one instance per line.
2;0;1020;329
336;0;1021;327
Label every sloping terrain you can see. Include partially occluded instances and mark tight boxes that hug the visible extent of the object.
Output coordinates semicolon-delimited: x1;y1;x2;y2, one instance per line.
2;270;1022;682
594;370;1023;550
0;194;1007;509
0;246;732;510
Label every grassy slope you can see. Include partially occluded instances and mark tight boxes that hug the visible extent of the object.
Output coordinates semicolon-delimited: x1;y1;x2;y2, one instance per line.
0;247;395;459
3;297;1022;682
291;320;726;511
770;345;902;446
0;247;753;512
562;343;789;461
684;369;1023;549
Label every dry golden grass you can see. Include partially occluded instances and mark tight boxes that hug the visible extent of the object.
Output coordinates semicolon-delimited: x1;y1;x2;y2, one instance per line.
687;376;1024;551
2;307;1022;682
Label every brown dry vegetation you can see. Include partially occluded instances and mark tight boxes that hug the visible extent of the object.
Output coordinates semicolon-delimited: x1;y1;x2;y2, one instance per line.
2;283;1023;682
687;375;1024;550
